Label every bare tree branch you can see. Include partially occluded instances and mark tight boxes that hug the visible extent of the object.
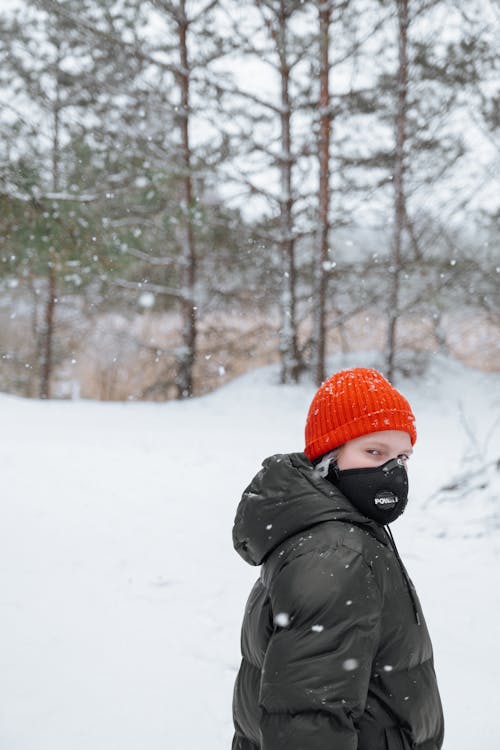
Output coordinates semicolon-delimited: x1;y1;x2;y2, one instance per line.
32;0;182;76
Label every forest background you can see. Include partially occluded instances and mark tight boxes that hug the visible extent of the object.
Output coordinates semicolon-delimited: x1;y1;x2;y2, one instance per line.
0;0;499;402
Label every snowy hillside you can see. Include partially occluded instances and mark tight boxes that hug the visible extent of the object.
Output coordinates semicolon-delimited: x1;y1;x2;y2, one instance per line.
1;354;499;750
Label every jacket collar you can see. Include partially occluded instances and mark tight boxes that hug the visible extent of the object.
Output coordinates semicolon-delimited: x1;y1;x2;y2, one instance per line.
232;452;388;566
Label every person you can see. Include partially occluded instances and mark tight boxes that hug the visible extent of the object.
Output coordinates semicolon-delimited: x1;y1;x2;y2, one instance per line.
231;367;444;750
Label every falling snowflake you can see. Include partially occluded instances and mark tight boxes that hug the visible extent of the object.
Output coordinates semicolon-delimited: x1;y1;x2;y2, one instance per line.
342;658;359;671
274;612;290;627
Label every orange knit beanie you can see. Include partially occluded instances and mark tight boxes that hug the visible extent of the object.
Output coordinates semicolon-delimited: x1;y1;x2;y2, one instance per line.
304;367;416;461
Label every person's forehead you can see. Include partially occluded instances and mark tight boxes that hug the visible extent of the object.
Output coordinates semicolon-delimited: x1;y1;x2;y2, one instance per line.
352;431;413;449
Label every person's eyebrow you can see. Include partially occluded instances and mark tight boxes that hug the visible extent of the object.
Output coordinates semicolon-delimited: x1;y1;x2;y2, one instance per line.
365;440;413;454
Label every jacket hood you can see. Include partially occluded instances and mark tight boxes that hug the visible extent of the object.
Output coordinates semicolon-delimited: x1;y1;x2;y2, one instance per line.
232;452;388;565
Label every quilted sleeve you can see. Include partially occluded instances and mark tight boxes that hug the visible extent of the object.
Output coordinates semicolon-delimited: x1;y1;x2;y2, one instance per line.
259;545;383;750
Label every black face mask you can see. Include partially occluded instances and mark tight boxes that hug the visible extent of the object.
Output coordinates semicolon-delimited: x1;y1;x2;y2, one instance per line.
327;457;409;524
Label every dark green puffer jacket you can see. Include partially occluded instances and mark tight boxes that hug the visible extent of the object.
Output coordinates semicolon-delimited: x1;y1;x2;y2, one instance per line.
231;453;444;750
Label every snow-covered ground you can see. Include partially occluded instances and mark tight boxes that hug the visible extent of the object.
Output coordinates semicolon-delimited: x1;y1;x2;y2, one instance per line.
1;354;499;750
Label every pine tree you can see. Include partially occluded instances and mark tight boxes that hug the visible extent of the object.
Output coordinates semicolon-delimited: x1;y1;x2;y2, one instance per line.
0;1;119;397
219;0;316;383
14;0;237;399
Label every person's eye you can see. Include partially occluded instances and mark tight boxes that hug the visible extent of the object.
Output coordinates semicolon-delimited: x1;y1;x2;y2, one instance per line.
366;449;381;456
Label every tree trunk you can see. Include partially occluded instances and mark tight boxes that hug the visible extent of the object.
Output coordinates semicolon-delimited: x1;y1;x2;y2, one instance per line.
176;3;197;399
40;265;56;399
277;0;300;384
313;1;332;386
386;0;409;382
40;69;61;400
